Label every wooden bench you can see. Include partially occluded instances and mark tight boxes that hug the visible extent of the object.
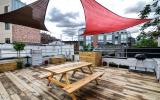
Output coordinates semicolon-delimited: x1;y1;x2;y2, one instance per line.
62;72;104;100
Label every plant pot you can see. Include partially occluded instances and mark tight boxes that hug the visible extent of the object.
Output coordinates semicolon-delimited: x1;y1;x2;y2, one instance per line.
25;63;31;67
16;61;23;69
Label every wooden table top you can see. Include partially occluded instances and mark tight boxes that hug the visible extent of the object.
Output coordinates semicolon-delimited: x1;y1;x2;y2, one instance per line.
43;62;92;74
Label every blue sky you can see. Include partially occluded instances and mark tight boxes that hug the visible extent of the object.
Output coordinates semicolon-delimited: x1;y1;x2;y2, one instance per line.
21;0;153;40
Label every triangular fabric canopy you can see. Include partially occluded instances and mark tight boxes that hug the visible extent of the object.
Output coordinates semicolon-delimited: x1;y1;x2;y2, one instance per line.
0;0;49;31
80;0;151;35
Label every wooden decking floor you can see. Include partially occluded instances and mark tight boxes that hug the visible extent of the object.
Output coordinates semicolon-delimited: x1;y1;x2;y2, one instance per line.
0;66;160;100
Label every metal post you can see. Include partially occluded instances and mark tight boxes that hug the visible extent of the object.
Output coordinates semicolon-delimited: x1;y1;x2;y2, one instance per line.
60;34;62;55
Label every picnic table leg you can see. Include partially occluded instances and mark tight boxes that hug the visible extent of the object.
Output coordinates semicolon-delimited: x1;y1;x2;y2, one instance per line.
47;74;53;86
80;68;85;73
63;73;70;85
88;66;93;74
59;74;64;81
72;70;77;77
69;93;77;100
95;79;99;85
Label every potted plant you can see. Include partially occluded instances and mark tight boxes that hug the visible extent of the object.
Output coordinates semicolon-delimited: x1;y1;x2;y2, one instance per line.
13;42;25;69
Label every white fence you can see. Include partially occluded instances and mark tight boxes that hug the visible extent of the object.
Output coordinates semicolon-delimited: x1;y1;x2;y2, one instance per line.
0;44;74;59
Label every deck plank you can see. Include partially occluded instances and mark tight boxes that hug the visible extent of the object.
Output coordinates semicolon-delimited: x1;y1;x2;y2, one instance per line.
0;66;159;100
5;72;40;100
10;94;21;100
16;69;61;100
0;81;11;100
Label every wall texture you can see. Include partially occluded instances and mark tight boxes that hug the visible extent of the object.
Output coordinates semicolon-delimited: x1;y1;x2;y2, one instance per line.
12;25;41;43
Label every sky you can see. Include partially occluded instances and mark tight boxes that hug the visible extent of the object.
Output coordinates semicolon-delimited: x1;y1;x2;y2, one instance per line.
20;0;153;40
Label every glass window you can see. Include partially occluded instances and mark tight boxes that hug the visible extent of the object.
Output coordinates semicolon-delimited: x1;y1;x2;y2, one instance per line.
115;32;119;37
98;35;104;41
5;38;10;44
121;34;127;43
115;40;118;45
4;6;9;13
85;36;92;45
121;34;127;40
106;34;112;44
79;36;84;41
86;36;92;41
5;23;10;30
106;34;112;41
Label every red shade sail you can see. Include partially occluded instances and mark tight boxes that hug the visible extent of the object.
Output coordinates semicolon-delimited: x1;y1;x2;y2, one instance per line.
0;0;49;31
80;0;151;35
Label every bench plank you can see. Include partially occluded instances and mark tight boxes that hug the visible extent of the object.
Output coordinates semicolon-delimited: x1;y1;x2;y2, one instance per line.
63;72;104;93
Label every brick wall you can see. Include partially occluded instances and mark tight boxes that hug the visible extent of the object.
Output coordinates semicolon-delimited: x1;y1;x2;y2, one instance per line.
12;24;41;43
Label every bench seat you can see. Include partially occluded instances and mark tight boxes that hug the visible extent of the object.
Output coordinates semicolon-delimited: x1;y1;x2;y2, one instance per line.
63;72;104;93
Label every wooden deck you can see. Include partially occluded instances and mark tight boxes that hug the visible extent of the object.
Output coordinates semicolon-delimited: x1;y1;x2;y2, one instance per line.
0;66;160;100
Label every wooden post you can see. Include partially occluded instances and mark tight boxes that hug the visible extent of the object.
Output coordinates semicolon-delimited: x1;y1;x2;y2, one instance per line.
63;73;70;85
69;93;77;100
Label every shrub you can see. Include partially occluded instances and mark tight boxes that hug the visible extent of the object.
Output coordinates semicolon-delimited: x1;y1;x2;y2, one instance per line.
109;62;118;67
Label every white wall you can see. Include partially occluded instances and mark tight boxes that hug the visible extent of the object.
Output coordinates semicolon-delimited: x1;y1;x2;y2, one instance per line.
0;44;74;59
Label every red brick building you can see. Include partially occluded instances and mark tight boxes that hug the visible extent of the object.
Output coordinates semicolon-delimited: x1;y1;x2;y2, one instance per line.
12;25;40;43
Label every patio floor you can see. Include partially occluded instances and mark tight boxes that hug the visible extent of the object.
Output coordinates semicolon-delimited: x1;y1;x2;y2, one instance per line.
0;65;160;100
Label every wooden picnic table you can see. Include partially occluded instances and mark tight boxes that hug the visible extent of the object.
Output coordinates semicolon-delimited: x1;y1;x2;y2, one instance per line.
40;62;104;100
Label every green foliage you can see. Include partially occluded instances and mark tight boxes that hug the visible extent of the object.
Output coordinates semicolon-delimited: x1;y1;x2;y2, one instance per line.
13;42;25;59
83;43;94;51
133;38;158;48
13;42;25;51
109;62;118;67
139;0;160;39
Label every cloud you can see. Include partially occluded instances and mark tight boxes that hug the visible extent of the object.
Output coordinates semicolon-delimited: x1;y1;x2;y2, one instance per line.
62;28;81;36
47;7;85;37
48;8;84;28
124;1;146;14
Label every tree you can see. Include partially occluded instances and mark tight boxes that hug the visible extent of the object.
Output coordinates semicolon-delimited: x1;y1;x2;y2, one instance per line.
13;42;25;60
13;42;25;69
41;32;59;44
139;0;160;39
133;38;158;48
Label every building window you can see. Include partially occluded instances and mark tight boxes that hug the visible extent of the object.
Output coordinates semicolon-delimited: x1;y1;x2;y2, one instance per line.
106;34;112;43
79;36;84;41
5;38;10;44
5;23;10;30
86;36;92;45
115;40;118;45
121;34;127;43
4;6;9;13
98;35;104;42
